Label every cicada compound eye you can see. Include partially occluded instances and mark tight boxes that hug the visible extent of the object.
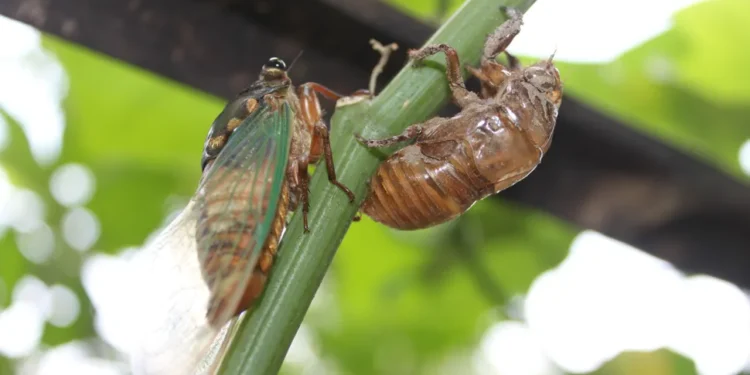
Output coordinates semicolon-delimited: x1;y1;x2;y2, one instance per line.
264;57;287;71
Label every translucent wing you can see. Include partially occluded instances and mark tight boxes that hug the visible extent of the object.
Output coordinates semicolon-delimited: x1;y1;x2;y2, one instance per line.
127;102;292;375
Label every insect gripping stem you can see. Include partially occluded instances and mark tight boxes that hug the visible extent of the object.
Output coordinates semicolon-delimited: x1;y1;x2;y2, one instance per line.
217;1;538;374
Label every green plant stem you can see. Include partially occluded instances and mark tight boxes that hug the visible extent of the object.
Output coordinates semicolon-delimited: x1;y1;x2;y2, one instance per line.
218;0;535;373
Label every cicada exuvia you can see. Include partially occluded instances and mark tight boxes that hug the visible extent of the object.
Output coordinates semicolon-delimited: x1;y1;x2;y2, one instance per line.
128;57;364;375
356;7;563;230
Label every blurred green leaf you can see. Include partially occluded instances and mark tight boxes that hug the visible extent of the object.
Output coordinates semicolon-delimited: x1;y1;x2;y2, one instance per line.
589;349;697;375
0;232;26;309
467;199;574;295
42;35;223;178
309;199;574;375
86;163;183;251
672;0;750;106
0;356;12;375
0;112;48;192
317;217;492;375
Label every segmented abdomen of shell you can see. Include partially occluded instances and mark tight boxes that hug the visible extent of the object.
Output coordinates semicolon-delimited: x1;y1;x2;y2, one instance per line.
195;163;289;328
361;143;490;230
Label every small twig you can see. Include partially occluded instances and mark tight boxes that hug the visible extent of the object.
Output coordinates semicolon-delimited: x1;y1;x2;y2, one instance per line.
368;39;398;96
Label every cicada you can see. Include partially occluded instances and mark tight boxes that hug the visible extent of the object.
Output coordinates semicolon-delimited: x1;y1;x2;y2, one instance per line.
356;8;563;230
128;57;363;375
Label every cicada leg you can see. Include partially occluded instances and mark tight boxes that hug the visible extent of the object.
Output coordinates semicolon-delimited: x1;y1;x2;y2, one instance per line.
456;7;524;99
298;82;368;164
505;52;521;71
482;7;523;65
354;123;424;148
408;44;480;108
295;83;361;232
313;122;356;203
290;158;312;233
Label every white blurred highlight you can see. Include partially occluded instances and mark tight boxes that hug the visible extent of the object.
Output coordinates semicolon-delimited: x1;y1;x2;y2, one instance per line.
19;341;127;375
62;207;101;252
0;301;45;358
2;188;46;233
0;15;68;166
0;275;50;358
81;250;143;354
523;230;750;375
12;275;52;318
508;0;707;63
671;276;750;375
477;321;560;375
285;325;320;368
739;139;750;177
49;163;97;207
48;284;81;328
16;223;55;264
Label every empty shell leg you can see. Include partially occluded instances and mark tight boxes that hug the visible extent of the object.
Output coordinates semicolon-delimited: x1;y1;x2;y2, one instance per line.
482;7;523;63
355;123;424;148
408;44;479;108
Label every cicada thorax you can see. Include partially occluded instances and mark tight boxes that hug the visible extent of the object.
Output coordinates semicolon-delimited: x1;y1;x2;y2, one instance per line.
201;96;261;171
196;158;290;327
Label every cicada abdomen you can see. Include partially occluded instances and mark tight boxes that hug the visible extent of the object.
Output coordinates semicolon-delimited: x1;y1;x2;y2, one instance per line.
357;7;563;230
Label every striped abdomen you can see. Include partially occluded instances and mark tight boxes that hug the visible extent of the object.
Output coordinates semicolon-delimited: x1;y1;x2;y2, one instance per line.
361;142;491;230
196;164;289;327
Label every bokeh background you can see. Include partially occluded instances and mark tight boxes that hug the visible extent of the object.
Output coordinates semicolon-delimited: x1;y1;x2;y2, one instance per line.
1;0;750;374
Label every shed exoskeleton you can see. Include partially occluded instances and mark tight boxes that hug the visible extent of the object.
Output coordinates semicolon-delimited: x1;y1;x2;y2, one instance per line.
356;8;563;230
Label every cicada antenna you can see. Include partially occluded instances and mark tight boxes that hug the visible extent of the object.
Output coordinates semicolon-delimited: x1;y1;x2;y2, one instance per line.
547;45;558;67
288;50;304;73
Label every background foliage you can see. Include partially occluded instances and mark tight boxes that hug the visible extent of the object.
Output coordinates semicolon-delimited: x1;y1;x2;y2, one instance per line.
1;0;748;374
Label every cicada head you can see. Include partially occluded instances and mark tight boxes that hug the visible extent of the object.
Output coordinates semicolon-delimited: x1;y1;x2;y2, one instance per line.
524;53;563;109
508;53;563;153
259;57;291;87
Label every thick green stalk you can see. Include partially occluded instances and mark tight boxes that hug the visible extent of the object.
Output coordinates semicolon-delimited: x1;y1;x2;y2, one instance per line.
218;0;535;373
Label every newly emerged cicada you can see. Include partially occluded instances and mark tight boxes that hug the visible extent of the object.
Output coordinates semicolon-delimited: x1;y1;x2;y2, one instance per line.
128;57;364;375
356;8;563;230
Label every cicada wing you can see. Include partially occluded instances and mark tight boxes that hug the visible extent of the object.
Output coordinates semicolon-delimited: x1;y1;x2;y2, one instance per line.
194;101;292;327
127;200;219;375
128;102;293;375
